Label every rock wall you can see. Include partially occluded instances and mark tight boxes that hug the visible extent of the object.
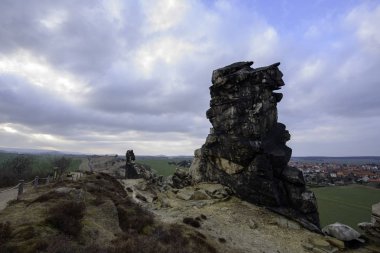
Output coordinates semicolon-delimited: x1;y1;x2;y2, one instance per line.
189;61;320;232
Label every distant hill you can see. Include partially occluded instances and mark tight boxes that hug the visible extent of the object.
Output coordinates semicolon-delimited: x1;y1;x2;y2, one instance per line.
0;147;85;155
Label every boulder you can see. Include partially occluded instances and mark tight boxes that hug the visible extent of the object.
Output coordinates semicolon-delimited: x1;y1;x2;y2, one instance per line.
196;183;231;199
168;168;192;189
135;190;156;203
322;223;362;242
189;61;320;230
176;188;194;201
190;190;210;200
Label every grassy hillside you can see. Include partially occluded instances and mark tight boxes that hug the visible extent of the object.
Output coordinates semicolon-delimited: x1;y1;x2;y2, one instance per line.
136;159;180;177
311;185;380;231
0;172;218;253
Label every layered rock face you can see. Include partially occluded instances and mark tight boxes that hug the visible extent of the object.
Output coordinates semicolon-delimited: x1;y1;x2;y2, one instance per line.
189;61;320;231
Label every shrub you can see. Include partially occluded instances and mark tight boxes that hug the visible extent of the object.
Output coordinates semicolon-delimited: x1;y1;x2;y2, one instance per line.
46;201;85;236
111;224;217;253
153;224;190;246
0;222;12;244
116;204;154;233
15;226;36;240
7;199;20;206
91;196;105;206
42;235;78;253
183;217;201;228
218;237;226;243
109;233;159;253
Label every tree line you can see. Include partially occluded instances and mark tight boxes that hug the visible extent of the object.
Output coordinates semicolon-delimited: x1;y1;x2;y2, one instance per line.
0;154;74;187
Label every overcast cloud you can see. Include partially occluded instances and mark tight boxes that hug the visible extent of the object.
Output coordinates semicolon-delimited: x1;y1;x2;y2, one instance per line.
0;0;379;156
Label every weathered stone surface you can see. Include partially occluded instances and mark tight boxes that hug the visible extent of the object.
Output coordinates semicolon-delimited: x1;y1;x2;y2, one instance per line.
324;236;345;250
275;216;301;230
359;202;380;244
189;61;320;231
322;223;361;241
176;188;194;201
190;190;210;200
309;238;330;249
168;168;192;189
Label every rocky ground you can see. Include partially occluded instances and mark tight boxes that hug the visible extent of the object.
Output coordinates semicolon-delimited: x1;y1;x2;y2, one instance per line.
3;155;375;253
81;155;380;253
121;177;379;253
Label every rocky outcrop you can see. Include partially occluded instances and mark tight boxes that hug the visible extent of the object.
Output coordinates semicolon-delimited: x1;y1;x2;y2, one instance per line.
125;150;138;179
189;61;320;232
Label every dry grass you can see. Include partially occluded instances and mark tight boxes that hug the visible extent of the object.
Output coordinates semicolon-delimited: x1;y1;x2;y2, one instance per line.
109;224;217;253
29;190;70;205
0;172;219;253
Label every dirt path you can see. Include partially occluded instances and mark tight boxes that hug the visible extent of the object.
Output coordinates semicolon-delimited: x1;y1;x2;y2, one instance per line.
79;157;90;171
0;187;18;211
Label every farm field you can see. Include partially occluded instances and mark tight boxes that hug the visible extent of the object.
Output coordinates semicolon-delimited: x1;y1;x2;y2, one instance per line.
136;157;192;177
311;185;380;231
136;159;179;177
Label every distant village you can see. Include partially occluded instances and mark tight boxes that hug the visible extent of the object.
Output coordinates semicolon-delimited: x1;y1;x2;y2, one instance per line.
289;160;380;187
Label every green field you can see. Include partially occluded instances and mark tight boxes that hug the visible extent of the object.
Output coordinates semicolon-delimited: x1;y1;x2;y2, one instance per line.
136;159;179;177
311;185;380;231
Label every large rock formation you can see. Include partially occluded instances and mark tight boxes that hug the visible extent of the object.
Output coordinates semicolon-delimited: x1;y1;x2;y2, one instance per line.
125;150;139;179
189;61;320;232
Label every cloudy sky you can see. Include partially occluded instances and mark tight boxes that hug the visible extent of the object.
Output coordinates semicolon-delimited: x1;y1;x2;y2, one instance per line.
0;0;379;156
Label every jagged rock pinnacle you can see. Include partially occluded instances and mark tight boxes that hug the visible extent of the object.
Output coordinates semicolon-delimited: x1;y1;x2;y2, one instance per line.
189;61;320;232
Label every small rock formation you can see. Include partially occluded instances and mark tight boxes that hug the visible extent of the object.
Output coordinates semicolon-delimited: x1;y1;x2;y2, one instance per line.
189;61;320;231
358;202;380;244
125;150;138;179
168;168;192;189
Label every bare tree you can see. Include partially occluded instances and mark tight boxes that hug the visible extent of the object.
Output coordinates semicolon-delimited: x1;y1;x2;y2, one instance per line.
7;155;33;179
0;155;33;186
